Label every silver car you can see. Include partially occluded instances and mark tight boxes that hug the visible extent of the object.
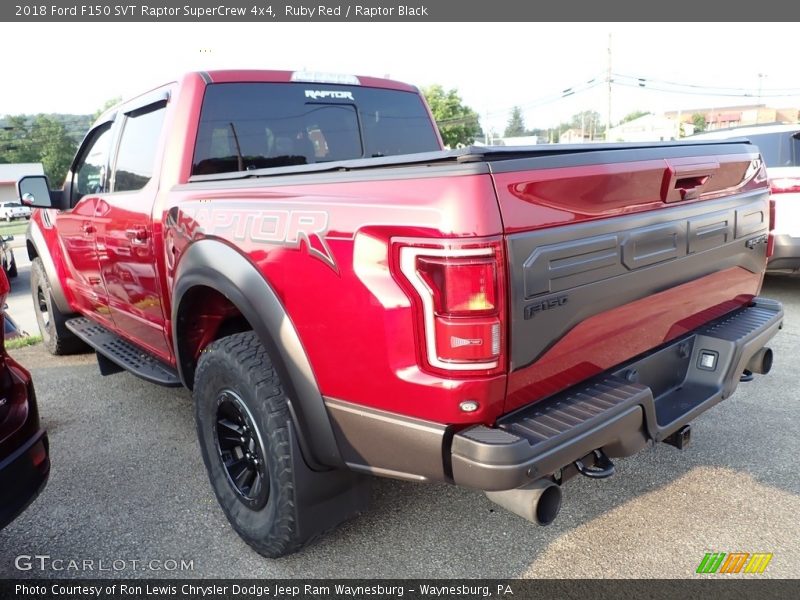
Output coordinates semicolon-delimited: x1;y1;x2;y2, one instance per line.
692;124;800;273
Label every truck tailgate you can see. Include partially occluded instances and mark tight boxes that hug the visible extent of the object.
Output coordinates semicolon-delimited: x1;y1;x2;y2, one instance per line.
490;142;770;413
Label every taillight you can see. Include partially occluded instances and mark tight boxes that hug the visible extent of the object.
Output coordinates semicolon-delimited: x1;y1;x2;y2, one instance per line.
397;239;505;375
768;177;800;194
416;257;498;316
767;197;776;258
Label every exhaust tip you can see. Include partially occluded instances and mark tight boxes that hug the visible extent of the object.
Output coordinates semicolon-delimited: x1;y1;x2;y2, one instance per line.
746;347;773;375
485;480;563;526
535;484;563;526
761;348;773;374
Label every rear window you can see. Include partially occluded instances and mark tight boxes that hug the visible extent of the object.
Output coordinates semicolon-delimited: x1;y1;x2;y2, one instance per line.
745;132;800;168
192;82;440;176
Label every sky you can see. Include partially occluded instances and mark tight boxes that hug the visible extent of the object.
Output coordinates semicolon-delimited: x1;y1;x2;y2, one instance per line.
2;22;799;134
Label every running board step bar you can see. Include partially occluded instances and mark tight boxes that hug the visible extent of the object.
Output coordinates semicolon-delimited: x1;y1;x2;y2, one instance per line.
65;317;181;387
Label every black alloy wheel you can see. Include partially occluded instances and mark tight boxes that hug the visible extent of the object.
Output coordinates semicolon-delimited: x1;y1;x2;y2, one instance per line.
214;389;269;510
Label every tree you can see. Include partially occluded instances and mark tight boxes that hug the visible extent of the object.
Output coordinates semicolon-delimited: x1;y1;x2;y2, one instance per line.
504;106;526;137
619;110;651;125
691;113;707;133
0;114;77;185
421;85;481;148
31;115;76;186
569;110;603;138
93;97;122;121
0;115;38;164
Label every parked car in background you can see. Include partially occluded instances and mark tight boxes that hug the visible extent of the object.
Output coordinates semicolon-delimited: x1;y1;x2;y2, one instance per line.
0;269;49;530
691;123;800;273
0;236;17;279
0;202;30;222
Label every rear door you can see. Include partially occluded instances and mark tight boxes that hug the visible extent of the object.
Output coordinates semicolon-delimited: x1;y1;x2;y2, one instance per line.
95;93;171;361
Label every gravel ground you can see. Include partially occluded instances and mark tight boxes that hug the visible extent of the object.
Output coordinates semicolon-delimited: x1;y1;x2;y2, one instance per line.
0;276;797;579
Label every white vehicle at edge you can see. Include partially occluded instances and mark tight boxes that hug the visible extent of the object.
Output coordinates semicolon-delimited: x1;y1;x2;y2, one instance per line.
692;123;800;273
0;201;30;222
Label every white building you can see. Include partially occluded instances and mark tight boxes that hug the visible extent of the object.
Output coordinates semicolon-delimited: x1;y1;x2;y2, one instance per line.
0;163;44;204
607;114;694;142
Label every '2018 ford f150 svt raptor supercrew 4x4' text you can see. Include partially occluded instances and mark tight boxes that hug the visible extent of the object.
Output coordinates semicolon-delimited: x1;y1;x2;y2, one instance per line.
19;70;783;557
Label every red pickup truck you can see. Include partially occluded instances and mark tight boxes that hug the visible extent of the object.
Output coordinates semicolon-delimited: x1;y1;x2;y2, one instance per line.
19;70;783;557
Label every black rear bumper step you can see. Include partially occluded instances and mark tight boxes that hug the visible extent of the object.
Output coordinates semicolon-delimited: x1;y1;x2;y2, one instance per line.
451;297;783;491
65;317;181;387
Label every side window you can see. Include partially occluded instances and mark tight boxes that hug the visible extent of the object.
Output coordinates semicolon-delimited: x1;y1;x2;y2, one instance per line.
112;103;166;192
74;124;113;201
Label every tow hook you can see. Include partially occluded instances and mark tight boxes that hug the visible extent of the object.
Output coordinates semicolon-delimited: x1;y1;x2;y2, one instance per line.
664;424;691;450
574;449;615;479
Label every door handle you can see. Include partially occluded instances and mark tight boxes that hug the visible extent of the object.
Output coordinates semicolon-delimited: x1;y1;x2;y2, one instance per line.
82;222;95;235
126;227;149;245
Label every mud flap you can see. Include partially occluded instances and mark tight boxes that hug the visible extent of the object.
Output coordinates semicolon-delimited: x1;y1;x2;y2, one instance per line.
289;422;370;545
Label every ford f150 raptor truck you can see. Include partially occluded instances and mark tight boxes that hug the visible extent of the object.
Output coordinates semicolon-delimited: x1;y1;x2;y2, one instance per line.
19;70;783;557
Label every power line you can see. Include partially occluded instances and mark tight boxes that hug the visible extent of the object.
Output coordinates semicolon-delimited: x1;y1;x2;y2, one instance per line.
611;73;800;98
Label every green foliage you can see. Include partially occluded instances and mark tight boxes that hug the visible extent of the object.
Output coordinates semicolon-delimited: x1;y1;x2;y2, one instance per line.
0;114;83;186
548;111;605;142
504;106;527;137
32;116;76;186
93;97;122;121
569;110;603;133
5;335;43;350
691;113;707;133
0;221;30;236
619;110;651;125
421;85;481;148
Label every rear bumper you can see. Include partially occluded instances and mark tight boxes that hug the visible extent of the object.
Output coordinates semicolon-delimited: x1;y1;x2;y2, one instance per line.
451;297;783;491
768;234;800;272
0;429;49;529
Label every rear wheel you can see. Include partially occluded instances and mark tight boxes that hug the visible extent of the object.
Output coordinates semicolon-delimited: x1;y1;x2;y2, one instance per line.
194;331;306;557
30;258;87;355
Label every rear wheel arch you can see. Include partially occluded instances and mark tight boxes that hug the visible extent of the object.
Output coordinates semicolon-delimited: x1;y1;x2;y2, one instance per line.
172;239;343;470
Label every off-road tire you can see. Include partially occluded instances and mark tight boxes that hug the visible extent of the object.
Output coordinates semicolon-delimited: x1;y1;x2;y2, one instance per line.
30;257;87;355
194;331;306;558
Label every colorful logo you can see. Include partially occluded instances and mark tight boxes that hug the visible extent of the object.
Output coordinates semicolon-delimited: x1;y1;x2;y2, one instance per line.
696;552;773;574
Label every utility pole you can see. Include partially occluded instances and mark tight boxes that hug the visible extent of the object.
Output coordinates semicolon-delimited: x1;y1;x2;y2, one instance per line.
606;33;612;141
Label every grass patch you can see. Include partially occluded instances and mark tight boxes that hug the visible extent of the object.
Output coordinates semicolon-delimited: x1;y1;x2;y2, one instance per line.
0;220;29;238
5;334;43;350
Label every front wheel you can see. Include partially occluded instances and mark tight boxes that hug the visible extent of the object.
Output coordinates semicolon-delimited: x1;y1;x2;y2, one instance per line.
194;331;306;558
30;258;87;355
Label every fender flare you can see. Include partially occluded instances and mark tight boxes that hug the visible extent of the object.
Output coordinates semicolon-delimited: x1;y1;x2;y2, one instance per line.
172;239;343;469
26;218;71;313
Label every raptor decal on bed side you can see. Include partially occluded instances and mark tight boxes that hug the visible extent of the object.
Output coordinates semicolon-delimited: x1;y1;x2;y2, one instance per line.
166;204;337;271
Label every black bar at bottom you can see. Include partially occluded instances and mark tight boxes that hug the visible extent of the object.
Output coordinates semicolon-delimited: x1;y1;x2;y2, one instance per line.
0;579;796;600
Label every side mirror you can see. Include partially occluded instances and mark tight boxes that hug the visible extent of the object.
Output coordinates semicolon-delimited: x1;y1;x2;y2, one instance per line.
18;175;67;210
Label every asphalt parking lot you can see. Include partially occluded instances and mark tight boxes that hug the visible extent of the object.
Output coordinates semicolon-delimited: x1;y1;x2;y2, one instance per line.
0;267;798;579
